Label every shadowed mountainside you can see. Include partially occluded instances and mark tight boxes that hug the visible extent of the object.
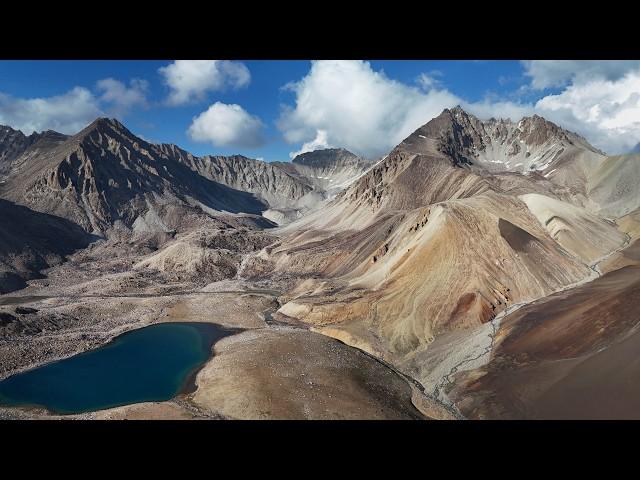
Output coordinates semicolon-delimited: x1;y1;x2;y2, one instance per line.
0;199;95;293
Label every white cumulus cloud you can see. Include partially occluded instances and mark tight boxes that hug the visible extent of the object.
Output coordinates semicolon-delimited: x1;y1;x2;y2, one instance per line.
188;102;266;148
463;100;535;123
534;70;640;153
278;60;640;158
159;60;251;105
96;78;149;115
0;76;153;136
0;87;102;135
416;71;443;90
277;60;460;159
523;60;640;90
289;129;331;159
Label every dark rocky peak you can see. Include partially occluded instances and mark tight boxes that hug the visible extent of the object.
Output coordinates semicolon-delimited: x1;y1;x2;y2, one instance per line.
28;129;68;148
0;124;28;144
90;117;126;131
399;106;485;166
64;117;156;167
75;117;130;140
292;148;366;169
448;104;470;118
156;142;196;162
400;106;603;169
0;124;25;136
0;125;33;167
515;114;571;145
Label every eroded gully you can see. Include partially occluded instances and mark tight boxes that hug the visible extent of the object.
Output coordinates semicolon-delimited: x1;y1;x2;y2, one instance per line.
431;232;633;412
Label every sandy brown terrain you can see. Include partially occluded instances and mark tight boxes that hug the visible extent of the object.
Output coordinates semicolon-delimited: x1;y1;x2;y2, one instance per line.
0;240;446;419
448;260;640;419
190;328;441;420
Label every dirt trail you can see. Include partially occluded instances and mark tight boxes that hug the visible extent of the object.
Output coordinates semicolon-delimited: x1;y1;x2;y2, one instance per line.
0;289;282;306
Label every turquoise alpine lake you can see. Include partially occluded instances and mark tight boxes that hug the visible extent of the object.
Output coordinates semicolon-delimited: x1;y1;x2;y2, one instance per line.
0;322;235;415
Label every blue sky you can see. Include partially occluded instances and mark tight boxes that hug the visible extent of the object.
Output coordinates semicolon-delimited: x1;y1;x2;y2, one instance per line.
0;60;638;159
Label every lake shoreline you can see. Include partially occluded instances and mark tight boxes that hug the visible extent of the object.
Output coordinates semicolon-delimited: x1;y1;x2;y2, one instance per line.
0;322;239;416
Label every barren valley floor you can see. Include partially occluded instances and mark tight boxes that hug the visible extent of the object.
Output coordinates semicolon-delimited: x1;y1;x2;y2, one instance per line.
0;245;453;420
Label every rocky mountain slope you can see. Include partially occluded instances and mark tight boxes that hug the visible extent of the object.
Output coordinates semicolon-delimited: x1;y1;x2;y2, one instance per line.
0;199;93;293
0;118;374;294
0;119;275;234
0;126;67;178
431;107;604;173
448;246;640;419
252;107;636;409
0;119;372;232
585;153;640;217
0;126;31;173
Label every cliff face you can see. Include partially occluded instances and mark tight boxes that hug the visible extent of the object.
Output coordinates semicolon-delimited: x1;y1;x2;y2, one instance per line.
0;126;30;172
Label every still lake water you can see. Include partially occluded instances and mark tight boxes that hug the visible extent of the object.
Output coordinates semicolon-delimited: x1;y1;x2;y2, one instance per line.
0;322;233;415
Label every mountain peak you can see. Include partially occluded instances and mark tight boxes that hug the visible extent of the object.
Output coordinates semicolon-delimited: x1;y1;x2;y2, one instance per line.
0;124;24;135
87;117;126;131
73;117;136;145
439;105;472;121
399;106;603;172
292;147;364;168
27;130;68;151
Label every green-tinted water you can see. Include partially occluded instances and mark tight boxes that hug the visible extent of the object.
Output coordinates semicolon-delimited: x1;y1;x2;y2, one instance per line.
0;322;233;415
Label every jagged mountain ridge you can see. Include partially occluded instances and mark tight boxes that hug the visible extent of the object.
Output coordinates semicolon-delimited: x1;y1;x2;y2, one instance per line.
0;119;372;233
0;126;68;177
0;126;31;170
0;118;273;234
401;106;604;173
278;108;584;234
288;148;373;196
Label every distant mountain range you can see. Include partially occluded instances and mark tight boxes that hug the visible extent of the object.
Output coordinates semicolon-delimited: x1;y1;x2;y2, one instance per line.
0;118;371;290
0;118;372;234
